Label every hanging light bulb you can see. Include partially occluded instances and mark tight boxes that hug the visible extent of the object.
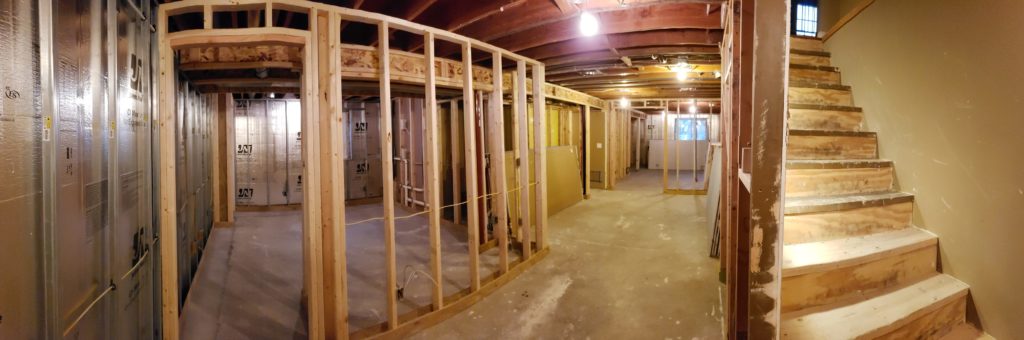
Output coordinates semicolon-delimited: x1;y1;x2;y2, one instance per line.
579;12;599;37
619;97;629;108
675;61;690;81
689;105;697;114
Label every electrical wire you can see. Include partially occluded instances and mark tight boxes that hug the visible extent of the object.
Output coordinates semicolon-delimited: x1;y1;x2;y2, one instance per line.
345;182;538;226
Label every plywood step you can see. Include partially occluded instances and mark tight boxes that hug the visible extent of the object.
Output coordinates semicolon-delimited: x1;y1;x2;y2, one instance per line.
784;192;915;244
783;226;936;277
938;324;995;340
782;227;938;313
789;83;854;106
790;64;842;85
790;49;831;66
782;274;969;340
787;130;878;160
790;36;824;52
786;160;894;198
789;104;863;131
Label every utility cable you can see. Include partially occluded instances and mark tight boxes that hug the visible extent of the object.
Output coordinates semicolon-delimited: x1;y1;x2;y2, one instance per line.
345;182;538;226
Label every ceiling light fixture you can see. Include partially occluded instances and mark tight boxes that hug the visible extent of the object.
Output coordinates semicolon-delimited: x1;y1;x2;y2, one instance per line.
674;61;691;81
689;105;697;114
619;97;629;108
579;12;599;37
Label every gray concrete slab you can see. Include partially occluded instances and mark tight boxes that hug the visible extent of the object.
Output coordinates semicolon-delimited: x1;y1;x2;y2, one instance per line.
412;169;723;339
180;169;722;339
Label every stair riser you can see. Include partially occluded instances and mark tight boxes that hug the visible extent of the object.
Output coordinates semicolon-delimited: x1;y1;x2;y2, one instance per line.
877;297;967;340
784;201;914;244
791;53;831;66
787;135;878;160
786;167;894;198
789;109;863;131
790;38;824;51
782;245;937;313
790;68;842;84
789;87;854;106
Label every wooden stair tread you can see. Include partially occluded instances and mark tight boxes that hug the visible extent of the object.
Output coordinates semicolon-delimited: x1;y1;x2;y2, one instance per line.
783;227;936;277
785;191;914;214
791;48;831;57
938;324;995;340
790;81;851;90
782;274;969;340
787;159;892;170
790;103;862;112
790;63;839;72
789;129;875;138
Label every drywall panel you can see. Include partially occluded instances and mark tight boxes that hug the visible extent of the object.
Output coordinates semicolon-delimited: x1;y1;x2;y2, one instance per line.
825;1;1024;337
648;140;710;170
545;146;584;215
0;0;42;337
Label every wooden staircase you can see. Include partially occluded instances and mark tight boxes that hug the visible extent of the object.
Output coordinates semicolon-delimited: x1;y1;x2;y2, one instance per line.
781;36;980;339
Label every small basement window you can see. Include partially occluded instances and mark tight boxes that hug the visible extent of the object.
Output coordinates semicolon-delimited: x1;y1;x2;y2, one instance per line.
795;3;818;37
676;118;708;141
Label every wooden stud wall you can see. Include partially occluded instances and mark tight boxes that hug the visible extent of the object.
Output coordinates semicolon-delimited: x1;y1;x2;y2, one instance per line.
717;0;789;339
155;1;613;339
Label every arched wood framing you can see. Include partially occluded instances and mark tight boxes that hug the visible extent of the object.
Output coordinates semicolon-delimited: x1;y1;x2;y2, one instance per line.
156;1;610;339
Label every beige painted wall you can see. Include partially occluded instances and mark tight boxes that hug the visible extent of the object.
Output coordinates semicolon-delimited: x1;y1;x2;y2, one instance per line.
824;1;1024;337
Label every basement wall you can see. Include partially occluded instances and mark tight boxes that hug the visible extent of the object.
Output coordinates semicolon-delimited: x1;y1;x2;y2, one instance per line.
824;1;1024;337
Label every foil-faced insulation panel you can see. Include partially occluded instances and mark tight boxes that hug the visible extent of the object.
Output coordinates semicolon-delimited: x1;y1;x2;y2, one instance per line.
53;0;110;337
344;101;383;200
0;0;43;338
234;99;303;206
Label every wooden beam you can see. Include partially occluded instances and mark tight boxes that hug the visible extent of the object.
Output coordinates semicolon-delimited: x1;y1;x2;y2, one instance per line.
486;3;722;53
378;21;400;330
532;64;548;249
515;61;532;259
584;105;591;197
490;52;510;273
303;8;326;339
747;0;789;337
450;100;462;225
157;10;180;340
179;61;301;71
541;46;721;68
316;10;347;339
551;0;577;14
520;29;723;61
191;77;300;87
406;0;530;52
226;95;236;222
462;43;481;291
822;0;876;42
423;32;445;310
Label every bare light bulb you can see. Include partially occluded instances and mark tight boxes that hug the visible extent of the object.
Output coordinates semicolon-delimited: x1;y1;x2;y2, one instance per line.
689;105;697;114
619;97;629;108
579;12;599;37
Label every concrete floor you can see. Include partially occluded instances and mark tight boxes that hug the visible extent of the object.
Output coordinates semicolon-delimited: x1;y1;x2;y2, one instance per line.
412;169;723;339
180;169;722;339
180;211;308;340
